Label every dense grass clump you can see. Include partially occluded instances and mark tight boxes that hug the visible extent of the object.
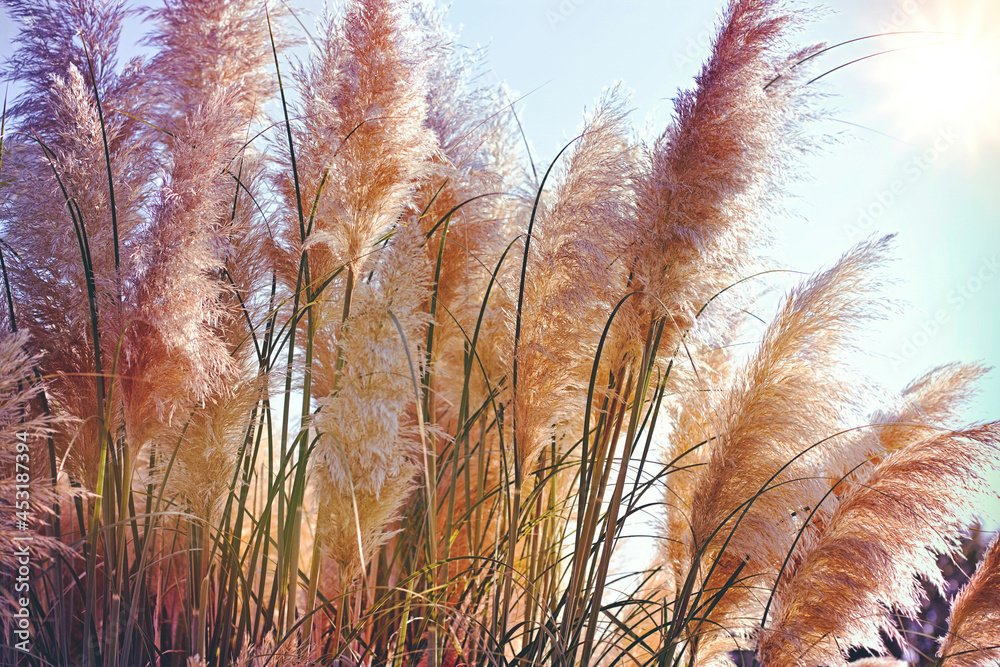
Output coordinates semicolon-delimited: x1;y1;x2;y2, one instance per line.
0;0;998;665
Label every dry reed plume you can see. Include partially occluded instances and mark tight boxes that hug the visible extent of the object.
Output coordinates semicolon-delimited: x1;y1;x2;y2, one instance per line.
0;0;997;665
937;533;1000;667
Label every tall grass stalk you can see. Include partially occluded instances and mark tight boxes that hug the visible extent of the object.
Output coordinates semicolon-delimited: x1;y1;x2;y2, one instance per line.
1;0;998;666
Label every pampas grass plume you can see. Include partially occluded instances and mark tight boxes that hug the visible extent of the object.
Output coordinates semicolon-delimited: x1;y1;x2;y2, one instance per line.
758;424;1000;667
939;532;1000;667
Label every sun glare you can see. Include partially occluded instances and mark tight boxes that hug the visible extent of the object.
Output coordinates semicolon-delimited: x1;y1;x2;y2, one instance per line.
864;1;1000;155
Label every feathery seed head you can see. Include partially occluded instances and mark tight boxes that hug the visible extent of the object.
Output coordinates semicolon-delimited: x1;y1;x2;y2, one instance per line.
674;238;892;658
312;224;430;574
277;0;437;289
510;89;638;470
938;533;1000;667
758;424;1000;667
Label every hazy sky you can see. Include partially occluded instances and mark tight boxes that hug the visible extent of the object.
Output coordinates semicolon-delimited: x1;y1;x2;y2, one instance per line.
2;0;998;420
436;0;1000;421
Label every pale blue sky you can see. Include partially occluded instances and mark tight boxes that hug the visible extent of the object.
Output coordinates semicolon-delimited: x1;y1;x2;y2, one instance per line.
443;0;1000;423
2;0;998;421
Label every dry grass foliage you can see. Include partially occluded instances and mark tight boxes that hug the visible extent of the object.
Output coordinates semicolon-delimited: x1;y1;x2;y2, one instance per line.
0;0;997;665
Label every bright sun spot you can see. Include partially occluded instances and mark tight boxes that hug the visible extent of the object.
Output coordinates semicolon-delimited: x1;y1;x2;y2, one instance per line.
864;0;1000;155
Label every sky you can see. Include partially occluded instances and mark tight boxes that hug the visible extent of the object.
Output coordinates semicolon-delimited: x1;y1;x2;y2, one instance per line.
2;0;998;423
436;0;1000;423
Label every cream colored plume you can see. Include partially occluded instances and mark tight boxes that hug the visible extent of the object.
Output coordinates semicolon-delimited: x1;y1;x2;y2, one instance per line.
758;424;1000;667
679;238;889;659
619;0;821;369
312;224;430;575
509;89;637;472
938;532;1000;667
